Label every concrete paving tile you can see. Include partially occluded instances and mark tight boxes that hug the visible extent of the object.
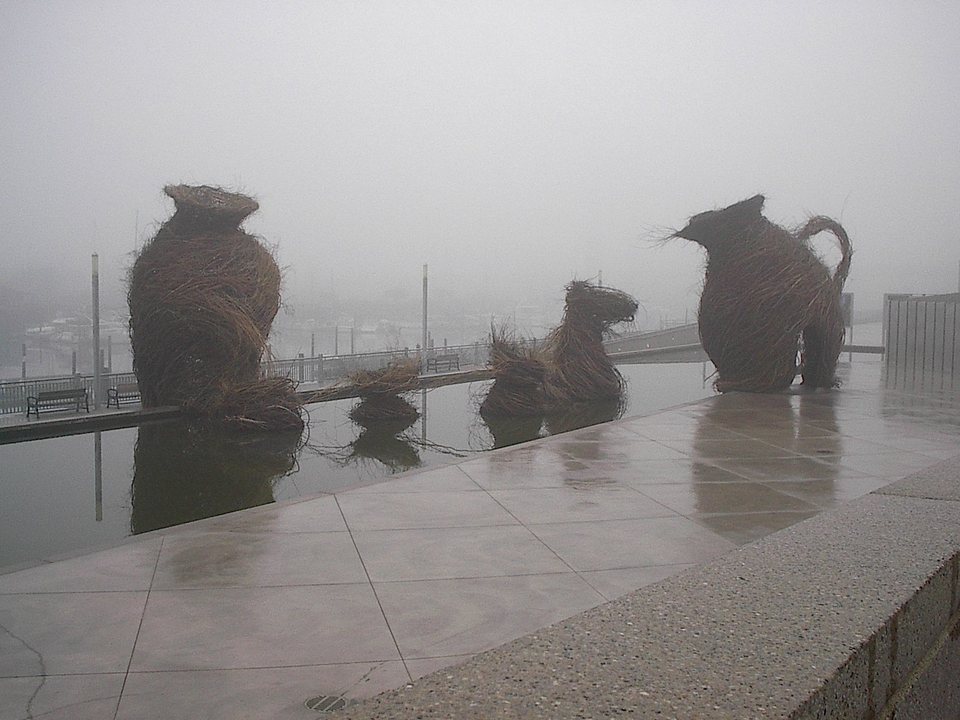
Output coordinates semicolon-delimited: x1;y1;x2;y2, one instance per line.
352;525;569;582
685;409;788;429
681;461;765;484
549;424;642;445
537;461;634;489
711;456;869;482
880;432;960;452
761;435;903;457
0;539;161;594
542;438;637;463
528;516;736;572
183;494;348;534
877;455;960;501
116;662;410;720
820;452;943;478
916;446;960;460
488;487;675;524
0;591;147;676
726;419;831;440
610;458;725;485
622;419;744;441
337;491;518;531
830;419;924;439
130;584;399;671
580;563;694;601
694;510;820;546
343;464;481;493
0;673;124;720
620;412;708;429
405;654;473;682
787;402;847;422
580;440;689;461
660;437;801;459
375;574;604;658
152;531;367;589
729;423;843;441
458;451;581;490
702;393;796;411
636;481;820;516
761;476;895;508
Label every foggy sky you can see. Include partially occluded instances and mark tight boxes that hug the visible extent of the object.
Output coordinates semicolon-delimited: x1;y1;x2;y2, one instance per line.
1;0;958;322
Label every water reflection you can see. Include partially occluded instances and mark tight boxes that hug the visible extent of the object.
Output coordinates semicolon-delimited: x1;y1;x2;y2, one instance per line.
880;371;960;433
130;421;302;534
478;396;626;451
343;415;422;472
94;431;103;522
480;414;546;449
544;396;625;436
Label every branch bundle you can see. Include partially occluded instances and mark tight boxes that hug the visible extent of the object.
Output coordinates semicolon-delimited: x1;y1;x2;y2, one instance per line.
348;358;421;423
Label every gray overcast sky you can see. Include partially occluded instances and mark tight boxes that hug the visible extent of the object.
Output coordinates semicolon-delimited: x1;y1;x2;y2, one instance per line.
1;0;958;319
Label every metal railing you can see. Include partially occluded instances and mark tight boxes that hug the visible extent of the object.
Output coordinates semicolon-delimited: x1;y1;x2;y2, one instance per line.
0;344;499;415
261;341;496;384
0;371;137;416
884;293;959;391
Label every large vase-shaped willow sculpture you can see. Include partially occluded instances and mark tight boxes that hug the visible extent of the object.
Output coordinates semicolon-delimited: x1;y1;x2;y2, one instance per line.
128;184;303;431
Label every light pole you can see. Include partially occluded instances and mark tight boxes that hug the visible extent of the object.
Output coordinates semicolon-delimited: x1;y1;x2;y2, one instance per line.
421;264;428;374
92;254;101;409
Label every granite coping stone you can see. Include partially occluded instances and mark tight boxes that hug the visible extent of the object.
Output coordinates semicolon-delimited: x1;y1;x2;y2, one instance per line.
334;457;960;719
876;455;960;502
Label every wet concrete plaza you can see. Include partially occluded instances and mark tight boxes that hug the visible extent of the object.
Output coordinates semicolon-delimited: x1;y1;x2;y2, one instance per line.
0;361;957;719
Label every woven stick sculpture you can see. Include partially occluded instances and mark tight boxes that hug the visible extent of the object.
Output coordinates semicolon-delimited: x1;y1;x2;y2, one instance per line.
479;323;548;418
675;195;852;392
543;281;638;405
348;357;421;424
480;281;637;418
128;185;303;431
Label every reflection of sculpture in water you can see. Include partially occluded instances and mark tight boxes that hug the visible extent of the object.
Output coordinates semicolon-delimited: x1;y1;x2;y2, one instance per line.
543;396;626;436
345;414;422;473
478;395;625;450
480;413;545;449
130;421;301;534
311;391;466;474
689;394;841;542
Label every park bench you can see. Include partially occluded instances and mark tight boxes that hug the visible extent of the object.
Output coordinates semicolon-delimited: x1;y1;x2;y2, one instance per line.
26;388;89;418
107;382;141;408
426;354;461;373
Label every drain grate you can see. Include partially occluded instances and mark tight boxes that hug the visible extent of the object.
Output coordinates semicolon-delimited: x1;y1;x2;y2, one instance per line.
305;695;348;713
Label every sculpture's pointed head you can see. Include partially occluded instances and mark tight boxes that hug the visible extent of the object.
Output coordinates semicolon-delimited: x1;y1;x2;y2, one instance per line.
673;194;766;252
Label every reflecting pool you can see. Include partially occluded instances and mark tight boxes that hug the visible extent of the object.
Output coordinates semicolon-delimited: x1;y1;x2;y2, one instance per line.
0;363;713;570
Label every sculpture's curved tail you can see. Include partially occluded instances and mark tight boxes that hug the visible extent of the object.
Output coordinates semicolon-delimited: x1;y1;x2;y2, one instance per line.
795;216;853;290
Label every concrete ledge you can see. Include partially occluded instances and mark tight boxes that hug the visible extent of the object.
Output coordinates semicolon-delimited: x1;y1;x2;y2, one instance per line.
335;456;960;719
0;406;180;444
